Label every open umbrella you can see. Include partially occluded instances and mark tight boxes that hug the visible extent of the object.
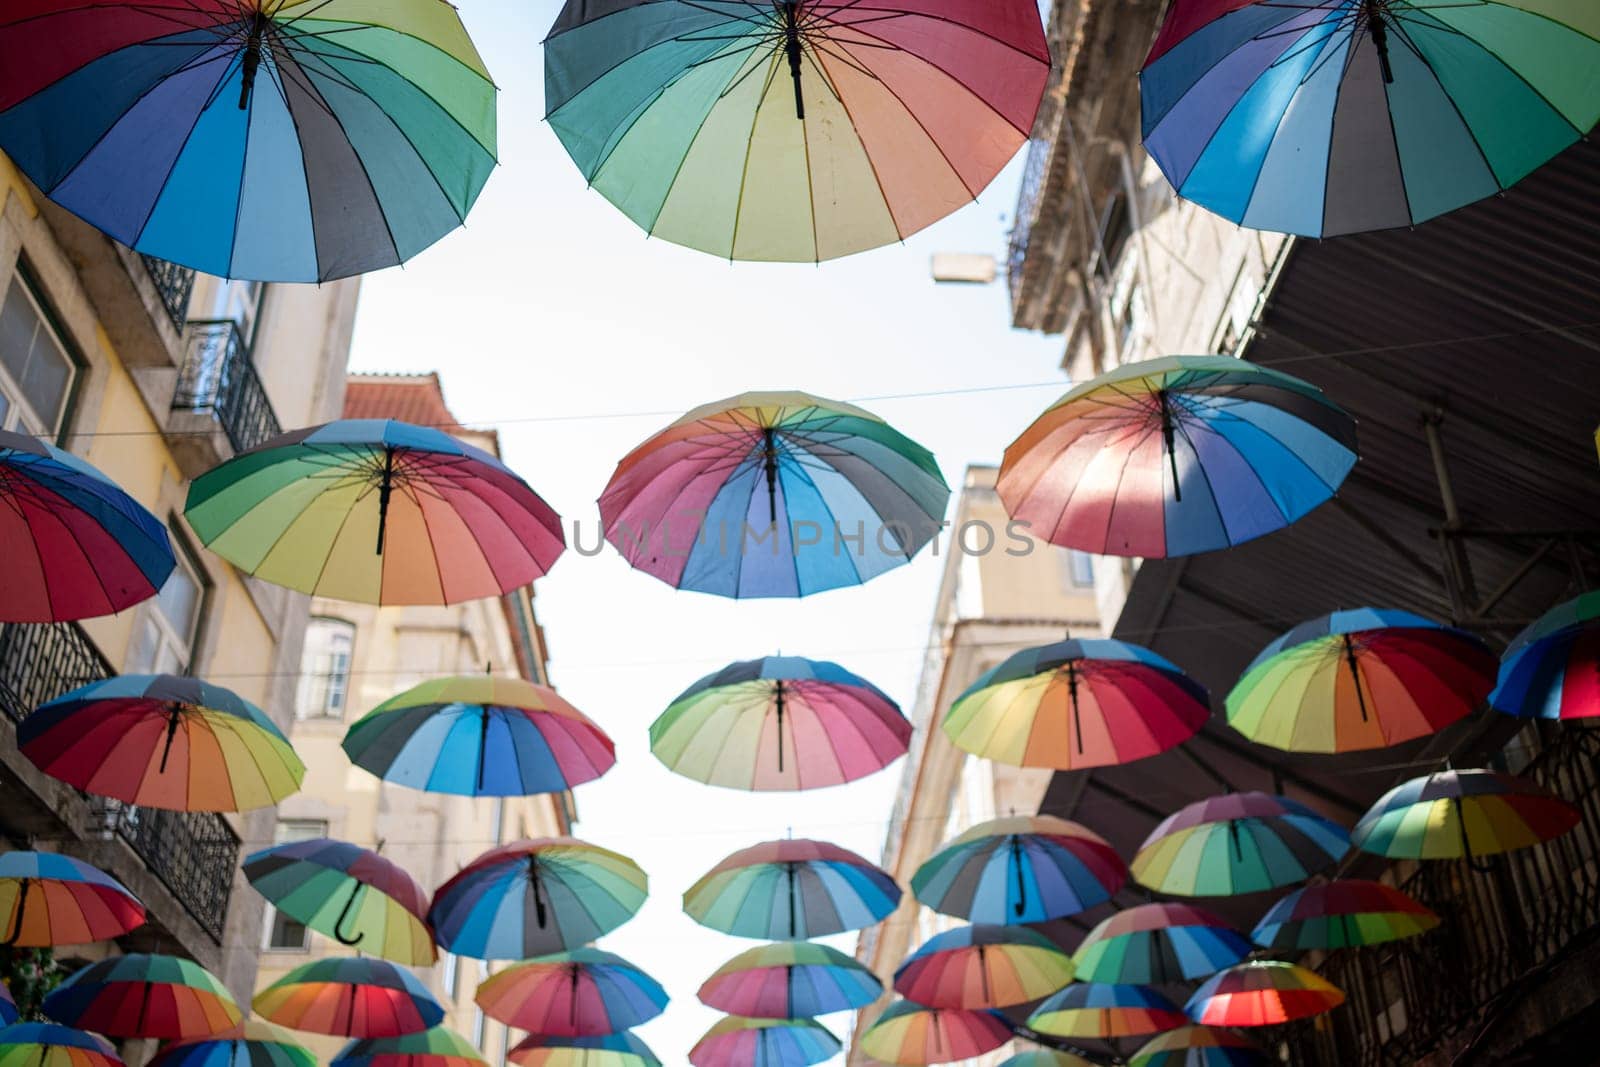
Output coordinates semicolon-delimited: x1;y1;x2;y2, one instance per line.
683;839;900;940
185;420;565;606
690;1017;839;1067
1129;1026;1266;1067
20;675;303;812
343;676;615;797
1252;880;1438;950
150;1022;316;1067
1028;984;1187;1039
243;838;435;965
43;955;239;1039
1072;903;1251;985
1185;961;1344;1027
599;392;948;598
0;1024;121;1067
253;959;443;1039
1000;1052;1094;1067
333;1028;486;1067
0;985;14;1027
1131;792;1350;897
1141;0;1600;237
894;925;1074;1009
0;1;495;281
651;656;909;790
1351;769;1579;862
943;638;1210;769
1491;592;1600;719
698;942;881;1018
474;950;667;1037
858;1002;1011;1066
429;838;647;960
1227;609;1496;752
912;815;1126;923
998;356;1357;558
0;852;144;948
543;0;1048;262
509;1033;660;1067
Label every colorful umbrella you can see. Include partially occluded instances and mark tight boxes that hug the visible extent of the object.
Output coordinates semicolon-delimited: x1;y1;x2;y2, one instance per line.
1140;0;1600;237
894;925;1074;1009
0;1023;121;1067
857;1002;1010;1066
0;1;495;281
1252;879;1438;950
509;1033;660;1067
1185;961;1344;1027
429;838;647;960
149;1021;316;1067
683;838;900;940
0;852;144;948
1072;903;1251;985
1491;592;1600;719
999;1052;1094;1067
43;955;240;1039
185;420;565;605
343;676;615;796
911;815;1127;923
599;392;948;598
333;1027;486;1067
1131;792;1350;897
651;656;909;790
0;429;173;622
242;838;435;965
689;1017;840;1067
1351;769;1579;862
0;985;14;1027
20;674;303;812
544;0;1048;262
1129;1026;1266;1067
943;638;1209;769
474;950;667;1037
698;942;881;1018
1227;609;1495;752
1027;984;1187;1039
252;958;444;1039
998;356;1357;558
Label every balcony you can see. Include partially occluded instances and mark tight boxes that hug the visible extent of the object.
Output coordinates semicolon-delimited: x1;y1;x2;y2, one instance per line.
166;318;282;479
1007;136;1052;298
139;255;195;332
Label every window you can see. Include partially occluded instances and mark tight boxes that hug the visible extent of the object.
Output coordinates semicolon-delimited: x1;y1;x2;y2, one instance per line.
472;1007;485;1048
126;533;205;675
296;617;355;720
1099;193;1131;273
209;279;266;344
1062;549;1095;589
0;271;76;434
441;952;461;1000
266;819;327;950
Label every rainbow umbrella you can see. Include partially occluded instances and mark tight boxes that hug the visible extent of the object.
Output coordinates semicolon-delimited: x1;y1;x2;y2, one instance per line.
509;1033;660;1067
43;955;240;1039
0;429;173;622
543;0;1048;262
683;839;900;940
1129;1026;1266;1067
253;958;443;1039
1072;903;1251;985
1227;609;1496;752
429;838;647;960
599;392;948;598
0;1023;121;1067
998;356;1357;558
1141;0;1600;237
698;942;881;1018
1252;879;1438;950
1131;792;1350;897
0;852;144;948
912;815;1127;923
20;675;303;812
185;421;564;605
343;676;615;797
1492;592;1600;719
1351;769;1579;862
0;984;14;1027
149;1021;316;1067
243;838;435;965
474;950;667;1037
0;1;494;281
1027;984;1186;1039
651;656;909;790
690;1017;839;1067
1185;961;1343;1027
943;638;1209;769
894;925;1074;1009
858;1002;1011;1066
333;1027;486;1067
999;1052;1094;1067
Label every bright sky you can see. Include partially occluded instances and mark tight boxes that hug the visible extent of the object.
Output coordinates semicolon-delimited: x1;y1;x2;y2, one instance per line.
345;1;1066;1060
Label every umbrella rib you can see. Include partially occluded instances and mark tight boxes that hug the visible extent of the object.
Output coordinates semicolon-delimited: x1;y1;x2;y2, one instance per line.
726;54;786;258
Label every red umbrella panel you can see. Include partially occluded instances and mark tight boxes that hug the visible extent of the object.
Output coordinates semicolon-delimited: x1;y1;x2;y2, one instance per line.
42;955;240;1039
1185;961;1344;1027
252;959;444;1038
0;852;145;948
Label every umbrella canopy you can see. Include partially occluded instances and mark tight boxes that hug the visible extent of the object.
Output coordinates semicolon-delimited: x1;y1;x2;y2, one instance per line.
683;839;900;940
43;955;239;1039
333;1027;486;1067
998;356;1357;558
1132;792;1350;896
0;852;144;948
343;676;615;797
429;838;647;960
185;420;565;606
509;1033;660;1067
253;958;443;1038
1491;592;1600;719
474;950;667;1037
149;1022;316;1067
1252;880;1438;950
0;986;12;1028
1227;609;1496;752
1028;984;1187;1039
0;1;495;281
0;1023;121;1067
1140;0;1600;237
1129;1026;1266;1067
651;656;909;790
943;638;1209;769
1072;903;1251;985
242;838;435;965
690;1017;839;1067
857;1002;1011;1066
912;815;1127;923
0;429;173;622
698;942;881;1018
599;392;948;598
1351;769;1580;861
999;1052;1095;1067
894;925;1074;1009
1186;961;1344;1027
544;0;1048;262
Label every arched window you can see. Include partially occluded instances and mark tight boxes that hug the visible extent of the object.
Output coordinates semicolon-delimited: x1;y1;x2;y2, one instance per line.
296;617;355;720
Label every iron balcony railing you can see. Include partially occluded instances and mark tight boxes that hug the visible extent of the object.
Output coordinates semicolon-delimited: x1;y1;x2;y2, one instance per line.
1007;136;1053;297
139;255;195;331
173;318;282;453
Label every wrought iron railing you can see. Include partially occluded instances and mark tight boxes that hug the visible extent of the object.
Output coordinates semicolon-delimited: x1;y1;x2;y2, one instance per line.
139;255;195;331
173;319;281;453
1007;137;1053;296
0;621;114;724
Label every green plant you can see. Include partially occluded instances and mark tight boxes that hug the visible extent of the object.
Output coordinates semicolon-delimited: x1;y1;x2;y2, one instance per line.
0;946;66;1020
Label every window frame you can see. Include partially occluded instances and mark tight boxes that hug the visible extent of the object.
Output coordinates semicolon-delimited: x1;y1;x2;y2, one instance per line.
295;615;357;721
126;525;209;676
0;261;82;441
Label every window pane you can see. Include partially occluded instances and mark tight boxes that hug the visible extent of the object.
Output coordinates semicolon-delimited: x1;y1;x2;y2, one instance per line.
275;819;327;843
0;281;71;430
0;285;35;385
268;911;308;950
125;616;162;675
297;618;355;719
155;561;201;641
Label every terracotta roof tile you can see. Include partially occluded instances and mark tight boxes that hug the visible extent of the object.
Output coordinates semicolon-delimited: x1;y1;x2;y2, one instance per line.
343;373;501;454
